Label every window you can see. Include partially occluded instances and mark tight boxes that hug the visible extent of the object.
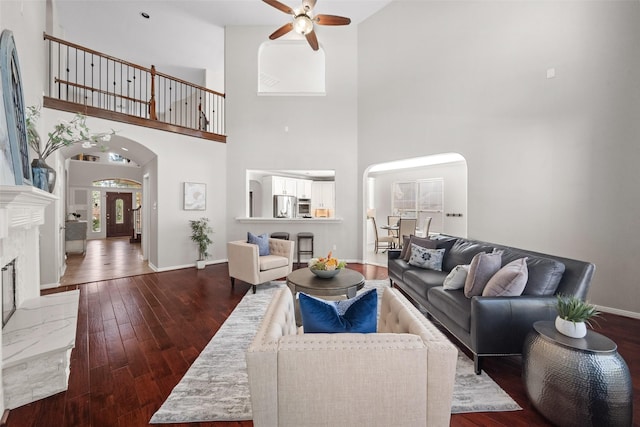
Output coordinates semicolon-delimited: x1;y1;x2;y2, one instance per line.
392;179;444;233
93;178;141;188
115;198;124;224
258;41;326;95
91;190;101;232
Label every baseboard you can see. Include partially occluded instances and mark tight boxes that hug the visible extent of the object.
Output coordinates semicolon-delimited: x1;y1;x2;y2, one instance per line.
595;304;640;320
153;258;227;272
40;281;61;290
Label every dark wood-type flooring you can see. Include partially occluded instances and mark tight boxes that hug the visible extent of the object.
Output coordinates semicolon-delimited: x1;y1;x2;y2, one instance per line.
6;260;640;426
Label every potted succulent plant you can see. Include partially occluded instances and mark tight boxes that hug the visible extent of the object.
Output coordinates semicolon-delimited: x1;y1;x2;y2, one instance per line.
189;217;213;269
555;294;601;338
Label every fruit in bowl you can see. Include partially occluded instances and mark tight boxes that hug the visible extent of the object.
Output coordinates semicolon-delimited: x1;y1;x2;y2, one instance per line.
308;252;347;278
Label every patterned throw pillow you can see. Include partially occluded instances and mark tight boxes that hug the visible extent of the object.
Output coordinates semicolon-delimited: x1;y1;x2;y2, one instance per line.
401;235;437;261
408;244;445;271
247;232;269;256
299;289;378;333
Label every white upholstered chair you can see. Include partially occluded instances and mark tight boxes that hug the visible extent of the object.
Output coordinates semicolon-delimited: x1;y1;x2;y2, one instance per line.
397;218;417;248
246;286;458;427
227;238;295;293
416;216;432;238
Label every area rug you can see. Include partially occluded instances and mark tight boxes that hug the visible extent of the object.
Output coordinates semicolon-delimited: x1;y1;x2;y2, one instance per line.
150;280;521;424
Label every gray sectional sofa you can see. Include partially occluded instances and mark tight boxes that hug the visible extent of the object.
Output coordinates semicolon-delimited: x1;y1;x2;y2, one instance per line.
388;235;595;373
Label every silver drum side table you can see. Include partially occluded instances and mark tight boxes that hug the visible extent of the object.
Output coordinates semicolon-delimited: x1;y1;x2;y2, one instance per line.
523;321;633;427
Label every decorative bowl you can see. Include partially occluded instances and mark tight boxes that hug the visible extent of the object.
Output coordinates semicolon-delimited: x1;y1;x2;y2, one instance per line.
310;268;341;279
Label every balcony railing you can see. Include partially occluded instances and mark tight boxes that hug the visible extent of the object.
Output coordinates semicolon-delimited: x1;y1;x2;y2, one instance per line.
43;33;225;142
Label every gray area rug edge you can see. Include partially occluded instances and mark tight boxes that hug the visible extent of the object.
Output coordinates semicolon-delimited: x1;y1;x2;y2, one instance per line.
150;280;521;424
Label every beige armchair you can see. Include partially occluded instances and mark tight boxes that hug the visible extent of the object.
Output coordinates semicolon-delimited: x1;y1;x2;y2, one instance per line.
227;238;295;293
246;286;458;427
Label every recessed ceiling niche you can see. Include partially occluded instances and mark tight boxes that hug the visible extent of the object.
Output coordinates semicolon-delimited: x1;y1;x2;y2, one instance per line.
258;41;325;95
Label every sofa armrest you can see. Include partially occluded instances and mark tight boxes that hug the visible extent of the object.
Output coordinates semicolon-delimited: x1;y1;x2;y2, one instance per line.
471;296;557;354
227;240;260;284
387;249;402;260
246;288;297;427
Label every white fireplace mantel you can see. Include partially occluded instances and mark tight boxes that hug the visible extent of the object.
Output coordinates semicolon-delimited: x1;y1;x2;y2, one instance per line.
0;185;57;239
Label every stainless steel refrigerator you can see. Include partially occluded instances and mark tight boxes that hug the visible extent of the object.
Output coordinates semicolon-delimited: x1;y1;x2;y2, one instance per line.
273;195;297;218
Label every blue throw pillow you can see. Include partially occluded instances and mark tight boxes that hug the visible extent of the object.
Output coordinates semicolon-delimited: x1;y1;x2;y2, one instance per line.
247;232;269;256
299;289;378;333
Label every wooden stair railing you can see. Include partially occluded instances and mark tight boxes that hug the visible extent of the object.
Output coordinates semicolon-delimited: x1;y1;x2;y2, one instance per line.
43;33;225;142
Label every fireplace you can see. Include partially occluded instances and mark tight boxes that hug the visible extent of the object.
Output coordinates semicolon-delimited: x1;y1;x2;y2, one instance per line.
1;259;16;327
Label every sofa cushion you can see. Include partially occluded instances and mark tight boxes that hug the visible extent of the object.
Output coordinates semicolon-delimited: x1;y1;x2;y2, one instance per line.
464;251;502;297
408;245;445;271
443;240;495;272
388;257;412;282
427;287;471;332
482;257;528;297
248;232;269;256
298;289;378;333
443;264;469;290
402;269;449;302
259;254;288;271
499;248;566;296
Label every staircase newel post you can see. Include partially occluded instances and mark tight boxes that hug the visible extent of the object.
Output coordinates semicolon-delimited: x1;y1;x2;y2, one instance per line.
149;65;158;120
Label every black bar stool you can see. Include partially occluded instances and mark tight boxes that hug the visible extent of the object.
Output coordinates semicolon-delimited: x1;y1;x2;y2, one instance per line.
297;232;314;268
270;232;290;240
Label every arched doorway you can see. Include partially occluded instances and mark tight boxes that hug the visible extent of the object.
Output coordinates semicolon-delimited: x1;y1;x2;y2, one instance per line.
363;153;468;266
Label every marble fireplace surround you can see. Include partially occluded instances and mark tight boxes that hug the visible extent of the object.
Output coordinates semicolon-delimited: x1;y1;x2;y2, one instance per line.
0;186;79;412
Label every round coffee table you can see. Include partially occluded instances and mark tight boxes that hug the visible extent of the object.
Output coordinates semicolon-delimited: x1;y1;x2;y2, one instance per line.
287;268;365;299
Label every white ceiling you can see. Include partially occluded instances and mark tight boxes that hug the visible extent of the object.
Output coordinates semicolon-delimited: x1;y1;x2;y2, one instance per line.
55;0;392;79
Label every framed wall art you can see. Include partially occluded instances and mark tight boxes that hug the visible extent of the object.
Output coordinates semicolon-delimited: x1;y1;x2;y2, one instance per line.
184;182;206;210
0;30;32;186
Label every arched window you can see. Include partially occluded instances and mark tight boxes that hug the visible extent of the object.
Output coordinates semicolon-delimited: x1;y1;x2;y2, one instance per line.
258;41;325;95
92;178;141;188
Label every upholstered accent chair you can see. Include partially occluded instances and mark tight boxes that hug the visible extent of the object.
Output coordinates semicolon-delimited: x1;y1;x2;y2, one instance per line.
397;218;418;248
246;286;458;427
227;238;295;293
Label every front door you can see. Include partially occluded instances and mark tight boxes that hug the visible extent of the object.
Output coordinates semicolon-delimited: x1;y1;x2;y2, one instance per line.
106;192;132;237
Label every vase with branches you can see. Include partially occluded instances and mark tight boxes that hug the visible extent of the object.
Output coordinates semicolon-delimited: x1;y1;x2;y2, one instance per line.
189;217;213;269
25;105;116;192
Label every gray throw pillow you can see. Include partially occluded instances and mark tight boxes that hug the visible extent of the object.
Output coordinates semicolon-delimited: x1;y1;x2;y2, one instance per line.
482;257;528;297
408;244;445;271
464;251;502;298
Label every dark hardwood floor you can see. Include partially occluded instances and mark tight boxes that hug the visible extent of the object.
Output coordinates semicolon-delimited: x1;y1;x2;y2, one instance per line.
6;263;639;427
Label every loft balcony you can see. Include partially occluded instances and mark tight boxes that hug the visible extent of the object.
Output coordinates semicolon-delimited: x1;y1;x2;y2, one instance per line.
42;33;226;143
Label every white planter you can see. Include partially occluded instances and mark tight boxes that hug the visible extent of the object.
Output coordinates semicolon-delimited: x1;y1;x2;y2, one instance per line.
196;260;206;269
555;316;587;338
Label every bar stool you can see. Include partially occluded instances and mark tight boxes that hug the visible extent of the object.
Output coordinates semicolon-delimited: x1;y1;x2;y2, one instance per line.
270;232;290;240
297;232;314;268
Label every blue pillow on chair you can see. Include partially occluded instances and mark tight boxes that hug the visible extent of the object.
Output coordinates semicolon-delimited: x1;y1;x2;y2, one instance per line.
299;289;378;333
247;232;269;256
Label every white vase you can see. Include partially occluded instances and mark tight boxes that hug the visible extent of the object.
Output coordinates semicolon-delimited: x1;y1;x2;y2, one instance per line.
555;316;587;338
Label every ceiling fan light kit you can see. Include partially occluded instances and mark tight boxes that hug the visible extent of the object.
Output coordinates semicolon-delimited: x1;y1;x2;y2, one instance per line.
264;0;351;51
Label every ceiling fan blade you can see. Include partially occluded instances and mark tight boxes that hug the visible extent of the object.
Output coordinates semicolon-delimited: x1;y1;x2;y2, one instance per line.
314;14;351;26
269;22;294;40
263;0;295;15
302;0;317;12
305;30;319;51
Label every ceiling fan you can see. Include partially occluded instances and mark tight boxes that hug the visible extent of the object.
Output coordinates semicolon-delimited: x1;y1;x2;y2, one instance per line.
263;0;351;51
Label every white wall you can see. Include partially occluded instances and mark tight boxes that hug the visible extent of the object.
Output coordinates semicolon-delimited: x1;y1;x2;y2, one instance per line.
358;1;640;315
225;26;360;259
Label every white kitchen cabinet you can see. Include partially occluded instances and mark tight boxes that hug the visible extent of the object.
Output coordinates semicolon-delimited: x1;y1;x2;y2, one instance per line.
311;181;335;217
262;176;299;217
296;179;313;199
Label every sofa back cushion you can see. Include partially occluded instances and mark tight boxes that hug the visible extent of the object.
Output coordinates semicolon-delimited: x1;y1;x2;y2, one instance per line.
443;240;495;272
500;248;565;296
